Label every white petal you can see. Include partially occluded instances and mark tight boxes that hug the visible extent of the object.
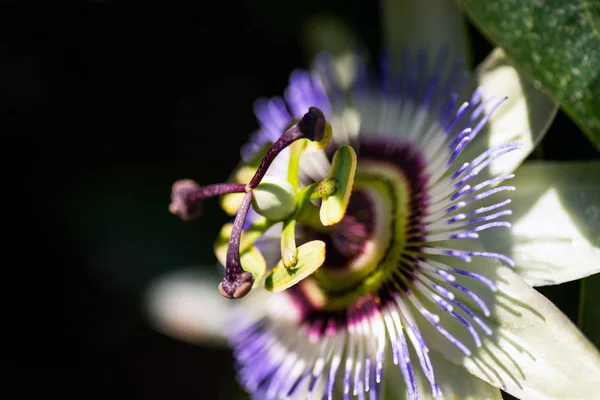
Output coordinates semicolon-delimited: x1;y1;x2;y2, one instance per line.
430;351;503;400
480;161;600;286
458;48;558;176
145;268;235;346
381;0;470;68
420;256;600;400
383;348;502;399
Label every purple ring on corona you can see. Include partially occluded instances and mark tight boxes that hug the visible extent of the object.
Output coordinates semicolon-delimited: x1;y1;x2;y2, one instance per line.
174;49;521;399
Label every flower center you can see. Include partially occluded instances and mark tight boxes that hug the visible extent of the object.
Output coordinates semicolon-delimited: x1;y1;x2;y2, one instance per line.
292;137;430;316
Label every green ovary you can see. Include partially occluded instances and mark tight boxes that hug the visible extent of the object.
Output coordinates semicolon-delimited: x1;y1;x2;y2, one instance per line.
303;162;413;312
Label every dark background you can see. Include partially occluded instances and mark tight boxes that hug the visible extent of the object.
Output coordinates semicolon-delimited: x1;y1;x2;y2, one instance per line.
4;2;597;399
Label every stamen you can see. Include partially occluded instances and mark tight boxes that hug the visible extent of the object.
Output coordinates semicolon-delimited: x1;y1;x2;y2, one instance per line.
219;191;255;299
308;178;338;201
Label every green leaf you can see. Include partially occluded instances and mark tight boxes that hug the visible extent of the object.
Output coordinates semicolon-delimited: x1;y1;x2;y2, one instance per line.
264;240;326;293
579;274;600;348
458;0;600;150
320;145;357;226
